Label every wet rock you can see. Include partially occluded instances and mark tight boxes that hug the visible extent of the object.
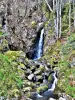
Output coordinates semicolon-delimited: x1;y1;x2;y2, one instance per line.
59;97;66;100
49;98;56;100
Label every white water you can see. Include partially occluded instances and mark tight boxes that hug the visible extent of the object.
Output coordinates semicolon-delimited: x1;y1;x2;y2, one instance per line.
48;72;58;92
33;72;58;98
34;28;44;60
37;28;44;59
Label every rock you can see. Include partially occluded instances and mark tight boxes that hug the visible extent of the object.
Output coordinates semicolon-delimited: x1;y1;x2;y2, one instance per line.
49;98;56;100
0;38;9;52
25;69;32;76
59;97;66;100
3;0;43;52
18;63;26;70
58;93;74;100
36;75;43;83
19;8;25;17
34;70;41;75
23;87;32;92
28;74;34;81
36;85;48;93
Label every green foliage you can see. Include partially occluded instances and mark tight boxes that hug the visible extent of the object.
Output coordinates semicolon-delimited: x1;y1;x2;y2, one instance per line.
0;53;23;97
68;34;75;43
61;43;72;55
0;31;8;37
58;34;75;98
58;67;75;98
42;40;61;67
61;34;75;55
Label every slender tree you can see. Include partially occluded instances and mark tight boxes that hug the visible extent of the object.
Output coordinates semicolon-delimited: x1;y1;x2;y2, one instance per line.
73;0;75;28
59;0;62;38
53;0;55;10
56;0;59;39
69;0;71;33
53;0;58;37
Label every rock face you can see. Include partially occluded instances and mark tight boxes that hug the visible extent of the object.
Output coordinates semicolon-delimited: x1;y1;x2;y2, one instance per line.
0;0;75;53
6;0;44;52
0;0;44;52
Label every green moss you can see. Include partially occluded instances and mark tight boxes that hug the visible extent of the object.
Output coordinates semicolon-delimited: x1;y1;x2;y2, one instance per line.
48;75;52;81
5;51;24;61
31;21;37;28
37;85;48;93
0;31;2;36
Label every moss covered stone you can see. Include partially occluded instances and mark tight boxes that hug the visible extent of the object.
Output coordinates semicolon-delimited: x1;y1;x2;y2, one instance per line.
37;85;48;93
5;51;25;61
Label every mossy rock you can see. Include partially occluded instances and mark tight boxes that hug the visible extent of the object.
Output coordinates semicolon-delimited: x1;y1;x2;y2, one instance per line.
39;65;45;71
36;85;48;93
23;80;35;87
5;51;24;61
23;87;32;92
11;89;20;97
18;63;25;69
48;75;52;81
0;24;2;28
36;75;42;81
0;39;9;51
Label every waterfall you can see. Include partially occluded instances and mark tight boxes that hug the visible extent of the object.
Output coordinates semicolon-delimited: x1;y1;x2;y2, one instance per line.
37;28;44;59
31;71;58;100
33;28;44;60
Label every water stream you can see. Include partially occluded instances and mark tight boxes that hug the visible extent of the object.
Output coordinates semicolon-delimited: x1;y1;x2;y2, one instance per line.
31;71;58;100
33;28;44;60
31;26;58;99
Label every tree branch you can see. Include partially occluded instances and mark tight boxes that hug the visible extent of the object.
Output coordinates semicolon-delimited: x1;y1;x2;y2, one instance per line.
44;0;53;12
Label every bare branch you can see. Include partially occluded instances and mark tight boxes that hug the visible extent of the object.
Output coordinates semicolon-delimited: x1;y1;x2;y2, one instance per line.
44;0;53;12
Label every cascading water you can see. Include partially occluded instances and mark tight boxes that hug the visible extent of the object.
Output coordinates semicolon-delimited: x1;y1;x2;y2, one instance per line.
31;71;58;100
33;28;44;60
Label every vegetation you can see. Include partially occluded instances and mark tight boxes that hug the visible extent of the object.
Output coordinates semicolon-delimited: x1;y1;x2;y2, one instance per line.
0;53;24;97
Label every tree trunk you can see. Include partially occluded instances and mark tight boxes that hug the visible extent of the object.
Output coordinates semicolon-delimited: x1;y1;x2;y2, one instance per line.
56;0;59;39
69;0;71;33
73;0;75;29
59;0;62;38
